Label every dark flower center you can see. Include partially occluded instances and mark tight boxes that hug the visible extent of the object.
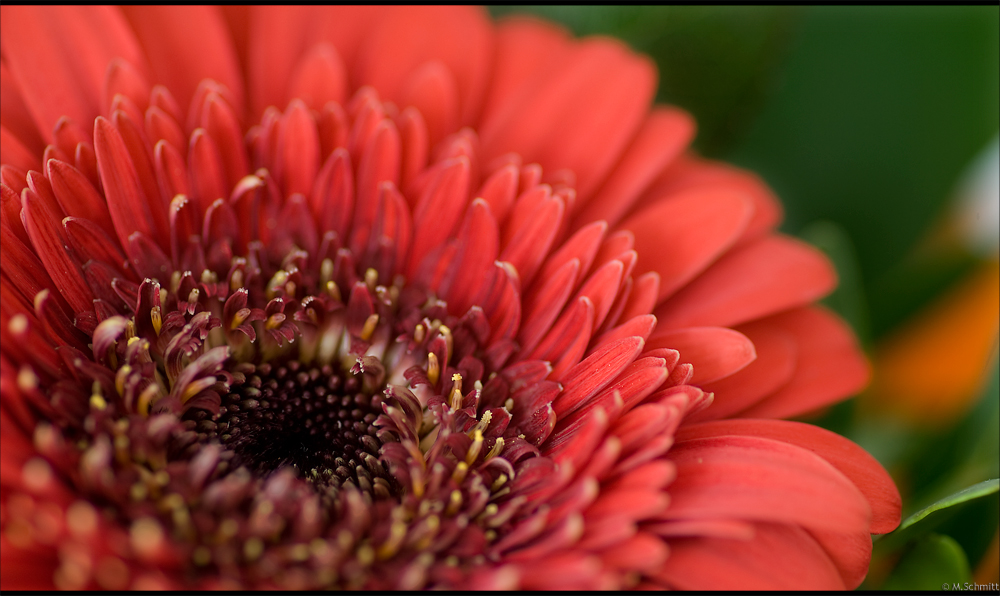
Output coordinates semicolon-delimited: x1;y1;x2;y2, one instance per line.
192;359;393;497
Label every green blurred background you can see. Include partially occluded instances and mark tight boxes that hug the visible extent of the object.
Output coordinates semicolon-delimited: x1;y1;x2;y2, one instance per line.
493;6;999;589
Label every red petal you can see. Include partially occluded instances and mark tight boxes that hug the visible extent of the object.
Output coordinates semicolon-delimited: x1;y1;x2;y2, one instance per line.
396;107;429;197
737;306;870;420
475;163;518;225
93;116;158;250
647;326;756;385
677;418;900;535
518;258;579;356
652;522;845;590
153;139;191;205
554;335;645;418
247;6;380;119
480;37;655;200
45;159;116;239
354;7;494;125
636;153;784;245
619;189;753;302
499;195;565;288
0;126;39;172
441;199;499;315
0;6;146;142
20;187;93;313
311;148;354;239
187;129;228;216
688;321;796;422
287;43;348;111
351;119;401;256
574;106;694;226
407;157;470;275
0;62;45;157
400;61;459;147
279;99;321;198
654;234;837;329
200;91;248;191
663;435;871;534
572;259;623;333
808;528;874;589
121;6;244;120
598;531;669;573
617;271;660;326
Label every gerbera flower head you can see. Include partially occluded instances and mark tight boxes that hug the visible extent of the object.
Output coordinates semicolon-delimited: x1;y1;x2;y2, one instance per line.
0;6;901;590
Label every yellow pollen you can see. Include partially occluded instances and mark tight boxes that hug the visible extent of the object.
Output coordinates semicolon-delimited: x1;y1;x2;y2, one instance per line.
475;410;493;432
491;474;508;492
230;268;244;291
485;436;505;461
150;306;162;335
364;268;378;290
427;352;440;386
115;365;132;396
325;280;341;302
466;429;484;465
413;323;426;344
265;313;286;330
320;258;334;286
376;521;407;560
356;544;375;566
159;287;167;306
192;546;211;566
449;373;463;409
200;270;217;285
8;313;28;335
244;537;264;561
360;314;379;341
16;366;38;392
125;320;136;341
187;288;200;305
232;307;251;330
446;490;463;516
137;383;161;417
90;394;108;411
438;325;453;360
266;270;288;298
452;461;469;484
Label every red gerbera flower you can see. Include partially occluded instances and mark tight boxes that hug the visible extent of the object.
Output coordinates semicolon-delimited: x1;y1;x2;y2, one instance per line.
0;6;901;590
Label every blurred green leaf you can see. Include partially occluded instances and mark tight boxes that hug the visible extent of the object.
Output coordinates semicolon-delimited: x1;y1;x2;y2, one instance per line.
725;6;999;342
877;479;999;551
880;534;972;590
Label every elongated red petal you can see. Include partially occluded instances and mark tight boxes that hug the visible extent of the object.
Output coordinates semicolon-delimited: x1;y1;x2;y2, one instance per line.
652;522;846;590
664;435;871;534
654;235;837;329
648;326;756;385
121;6;244;120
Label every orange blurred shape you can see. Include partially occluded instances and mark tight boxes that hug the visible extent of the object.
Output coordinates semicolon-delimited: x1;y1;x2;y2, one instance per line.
975;528;999;585
868;259;999;427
